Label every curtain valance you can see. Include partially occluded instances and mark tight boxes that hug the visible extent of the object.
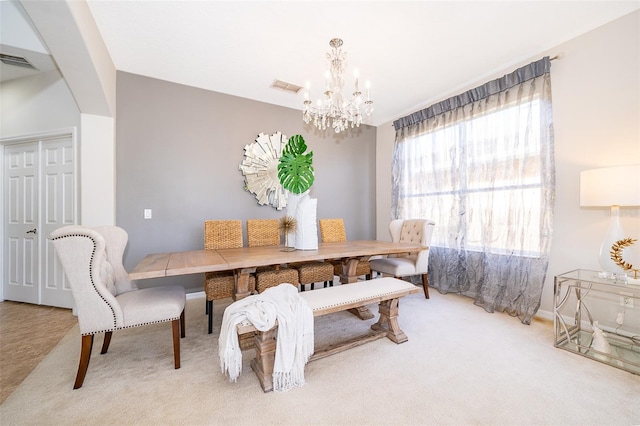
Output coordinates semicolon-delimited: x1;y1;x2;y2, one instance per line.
393;56;551;131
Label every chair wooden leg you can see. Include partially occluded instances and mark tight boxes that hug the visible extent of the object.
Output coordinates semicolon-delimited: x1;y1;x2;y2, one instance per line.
172;319;181;369
100;331;112;354
422;273;430;299
207;300;213;334
180;309;186;338
74;334;94;389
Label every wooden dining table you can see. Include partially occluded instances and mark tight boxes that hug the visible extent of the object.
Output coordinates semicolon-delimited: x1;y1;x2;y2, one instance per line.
129;240;427;317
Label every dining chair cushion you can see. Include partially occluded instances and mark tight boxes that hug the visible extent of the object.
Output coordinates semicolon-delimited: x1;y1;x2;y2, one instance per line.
368;257;418;277
116;285;186;328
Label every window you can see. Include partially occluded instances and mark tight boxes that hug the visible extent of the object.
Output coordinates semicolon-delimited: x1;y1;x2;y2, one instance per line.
397;100;545;256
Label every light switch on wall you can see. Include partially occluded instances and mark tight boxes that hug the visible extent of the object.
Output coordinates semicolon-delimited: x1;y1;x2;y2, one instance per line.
144;209;152;219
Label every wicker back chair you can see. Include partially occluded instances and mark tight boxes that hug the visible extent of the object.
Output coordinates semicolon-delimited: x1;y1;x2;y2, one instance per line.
319;218;347;243
203;220;255;334
319;218;372;280
204;220;243;250
247;219;281;247
246;219;299;293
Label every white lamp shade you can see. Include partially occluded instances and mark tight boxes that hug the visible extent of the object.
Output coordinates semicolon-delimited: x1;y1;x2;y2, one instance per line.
580;165;640;207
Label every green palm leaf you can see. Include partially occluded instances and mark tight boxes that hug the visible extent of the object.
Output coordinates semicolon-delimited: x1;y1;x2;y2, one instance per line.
278;134;314;194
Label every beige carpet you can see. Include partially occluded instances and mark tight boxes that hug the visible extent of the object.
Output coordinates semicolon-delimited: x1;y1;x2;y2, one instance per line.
1;288;639;425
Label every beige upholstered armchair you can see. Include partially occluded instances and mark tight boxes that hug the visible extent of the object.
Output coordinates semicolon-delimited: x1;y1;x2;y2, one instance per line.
370;219;435;298
50;225;185;389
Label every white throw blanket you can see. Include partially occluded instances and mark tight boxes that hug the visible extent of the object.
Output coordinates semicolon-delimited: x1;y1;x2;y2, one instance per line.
218;284;314;392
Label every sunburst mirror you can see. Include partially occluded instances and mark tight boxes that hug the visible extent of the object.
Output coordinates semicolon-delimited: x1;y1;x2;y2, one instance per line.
239;131;289;210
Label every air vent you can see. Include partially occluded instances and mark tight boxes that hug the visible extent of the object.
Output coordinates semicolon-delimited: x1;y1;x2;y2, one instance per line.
0;53;38;70
271;79;303;94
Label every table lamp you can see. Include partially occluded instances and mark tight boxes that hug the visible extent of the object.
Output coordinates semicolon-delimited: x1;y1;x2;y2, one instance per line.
580;164;640;273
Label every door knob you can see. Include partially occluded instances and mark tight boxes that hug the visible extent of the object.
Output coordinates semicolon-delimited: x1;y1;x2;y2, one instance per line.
26;228;37;234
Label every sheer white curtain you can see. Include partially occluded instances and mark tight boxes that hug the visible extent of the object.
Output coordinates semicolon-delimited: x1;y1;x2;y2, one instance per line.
392;57;555;324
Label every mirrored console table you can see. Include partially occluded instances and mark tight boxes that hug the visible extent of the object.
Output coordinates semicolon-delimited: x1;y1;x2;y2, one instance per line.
554;269;640;375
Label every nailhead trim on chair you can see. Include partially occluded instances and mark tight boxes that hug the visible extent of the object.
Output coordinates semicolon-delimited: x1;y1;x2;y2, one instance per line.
82;317;182;336
51;233;119;332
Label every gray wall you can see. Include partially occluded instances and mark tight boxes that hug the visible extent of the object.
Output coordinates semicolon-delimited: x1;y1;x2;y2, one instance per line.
116;72;376;292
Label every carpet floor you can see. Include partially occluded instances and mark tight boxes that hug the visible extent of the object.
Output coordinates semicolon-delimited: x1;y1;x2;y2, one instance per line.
1;288;639;425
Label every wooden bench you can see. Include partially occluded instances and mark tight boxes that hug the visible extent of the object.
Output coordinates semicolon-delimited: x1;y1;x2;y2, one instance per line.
236;277;420;392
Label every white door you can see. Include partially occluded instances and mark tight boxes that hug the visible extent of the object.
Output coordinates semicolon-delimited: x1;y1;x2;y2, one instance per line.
3;131;77;308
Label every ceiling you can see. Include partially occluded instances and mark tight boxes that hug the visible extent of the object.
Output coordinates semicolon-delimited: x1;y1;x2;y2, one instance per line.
3;1;639;126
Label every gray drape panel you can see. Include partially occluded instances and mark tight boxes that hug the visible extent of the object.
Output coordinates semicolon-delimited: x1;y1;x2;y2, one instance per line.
391;57;555;324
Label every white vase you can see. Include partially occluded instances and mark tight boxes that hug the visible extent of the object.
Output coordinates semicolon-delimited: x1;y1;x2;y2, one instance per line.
286;190;318;250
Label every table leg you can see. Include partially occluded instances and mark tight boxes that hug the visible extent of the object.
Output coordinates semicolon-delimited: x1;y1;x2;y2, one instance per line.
339;258;360;284
234;267;256;300
340;258;374;320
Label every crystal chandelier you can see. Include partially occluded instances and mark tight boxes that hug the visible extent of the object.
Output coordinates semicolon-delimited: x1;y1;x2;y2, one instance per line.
303;38;373;133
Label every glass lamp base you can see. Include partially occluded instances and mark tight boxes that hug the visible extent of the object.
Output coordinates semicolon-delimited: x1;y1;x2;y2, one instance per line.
599;205;626;273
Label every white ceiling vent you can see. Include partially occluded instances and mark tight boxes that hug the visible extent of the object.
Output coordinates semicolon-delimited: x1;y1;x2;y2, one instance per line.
271;79;303;94
0;53;38;70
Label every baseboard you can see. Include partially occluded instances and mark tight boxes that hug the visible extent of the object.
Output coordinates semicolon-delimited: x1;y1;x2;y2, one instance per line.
535;309;553;322
186;291;205;300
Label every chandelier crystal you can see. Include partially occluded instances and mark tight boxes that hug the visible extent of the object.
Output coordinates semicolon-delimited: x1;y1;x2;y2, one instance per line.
303;38;373;133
